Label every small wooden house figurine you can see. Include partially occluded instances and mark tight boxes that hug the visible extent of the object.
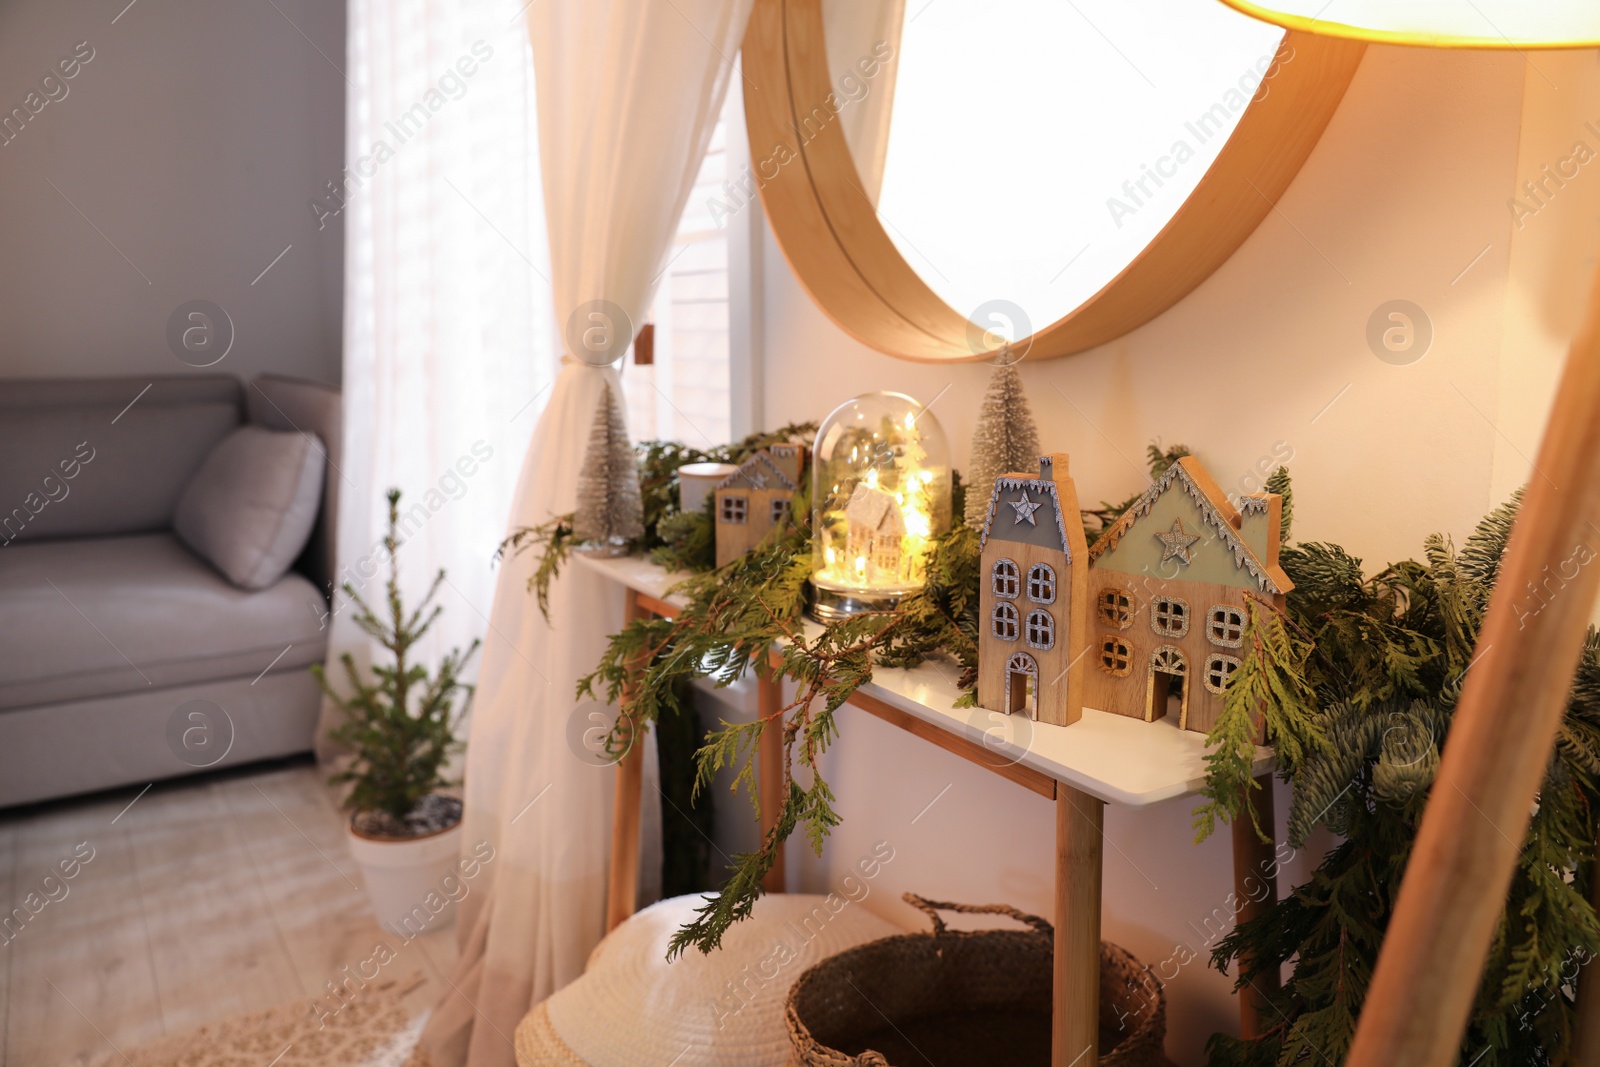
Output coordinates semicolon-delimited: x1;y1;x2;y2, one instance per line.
713;450;799;568
765;442;805;486
976;454;1089;727
1084;456;1292;734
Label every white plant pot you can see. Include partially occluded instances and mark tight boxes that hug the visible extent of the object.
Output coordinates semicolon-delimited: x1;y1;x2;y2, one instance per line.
346;818;463;936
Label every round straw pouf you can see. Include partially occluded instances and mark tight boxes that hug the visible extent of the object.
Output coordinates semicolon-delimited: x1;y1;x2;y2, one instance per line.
514;893;899;1067
786;894;1166;1067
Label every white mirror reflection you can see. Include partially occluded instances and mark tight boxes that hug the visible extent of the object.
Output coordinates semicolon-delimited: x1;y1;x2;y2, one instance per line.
824;0;1286;339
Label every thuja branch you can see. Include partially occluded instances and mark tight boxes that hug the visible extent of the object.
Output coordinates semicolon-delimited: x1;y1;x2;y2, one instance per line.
496;512;576;622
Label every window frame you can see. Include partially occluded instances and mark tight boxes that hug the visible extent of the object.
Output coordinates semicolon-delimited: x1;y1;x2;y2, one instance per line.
1097;586;1135;629
992;558;1020;599
1150;595;1190;638
1204;653;1243;694
992;601;1020;641
1025;609;1055;650
770;495;791;525
1027;562;1057;604
720;493;748;524
1206;604;1245;647
1098;636;1133;677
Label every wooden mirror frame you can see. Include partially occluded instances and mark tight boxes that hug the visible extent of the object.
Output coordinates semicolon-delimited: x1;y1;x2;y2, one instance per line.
741;0;1367;362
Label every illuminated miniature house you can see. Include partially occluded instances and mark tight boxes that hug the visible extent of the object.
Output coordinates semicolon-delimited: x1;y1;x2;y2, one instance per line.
976;454;1089;727
809;391;950;622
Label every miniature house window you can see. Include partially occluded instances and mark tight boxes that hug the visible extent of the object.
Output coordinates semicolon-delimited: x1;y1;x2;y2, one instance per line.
1098;587;1134;629
992;559;1020;599
992;602;1019;641
1025;610;1054;650
770;496;791;524
1098;637;1132;677
1027;563;1056;604
1204;653;1242;694
720;494;747;524
1150;596;1189;637
1207;605;1245;647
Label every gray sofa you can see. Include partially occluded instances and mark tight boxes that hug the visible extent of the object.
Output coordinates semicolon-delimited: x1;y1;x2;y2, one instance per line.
0;374;340;807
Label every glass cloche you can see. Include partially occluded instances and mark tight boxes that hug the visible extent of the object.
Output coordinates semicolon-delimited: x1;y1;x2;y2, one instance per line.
809;391;951;622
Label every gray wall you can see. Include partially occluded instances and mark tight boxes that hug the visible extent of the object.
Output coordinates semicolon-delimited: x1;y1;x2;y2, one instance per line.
0;0;344;386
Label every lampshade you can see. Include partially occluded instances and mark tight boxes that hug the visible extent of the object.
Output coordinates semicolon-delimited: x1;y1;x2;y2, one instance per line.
1217;0;1600;48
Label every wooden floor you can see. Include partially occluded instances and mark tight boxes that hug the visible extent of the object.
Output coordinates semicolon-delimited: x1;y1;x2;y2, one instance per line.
0;757;457;1066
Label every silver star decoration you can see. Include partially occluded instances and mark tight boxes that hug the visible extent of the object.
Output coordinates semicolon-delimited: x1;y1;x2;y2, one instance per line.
1156;518;1201;565
747;470;768;489
1010;491;1042;525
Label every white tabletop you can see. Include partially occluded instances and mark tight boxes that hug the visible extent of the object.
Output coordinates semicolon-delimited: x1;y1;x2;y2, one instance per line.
574;552;1274;808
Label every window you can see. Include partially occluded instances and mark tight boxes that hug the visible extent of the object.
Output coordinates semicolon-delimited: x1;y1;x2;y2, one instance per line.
1098;587;1134;629
1099;637;1132;676
1151;596;1189;637
1204;654;1242;694
1027;563;1056;604
992;559;1019;599
1025;610;1054;650
720;494;747;524
992;602;1019;640
621;77;745;446
1207;605;1245;647
770;495;791;524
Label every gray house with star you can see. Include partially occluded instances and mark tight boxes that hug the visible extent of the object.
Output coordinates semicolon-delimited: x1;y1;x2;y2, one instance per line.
976;453;1089;728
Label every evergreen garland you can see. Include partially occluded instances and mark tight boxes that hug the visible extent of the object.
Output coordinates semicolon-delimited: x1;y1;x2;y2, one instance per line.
1206;492;1600;1067
964;364;1042;529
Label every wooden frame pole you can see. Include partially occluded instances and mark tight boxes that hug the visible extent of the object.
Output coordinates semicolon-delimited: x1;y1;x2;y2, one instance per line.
1346;268;1600;1066
758;668;787;893
1055;784;1105;1066
1231;774;1280;1037
604;589;648;932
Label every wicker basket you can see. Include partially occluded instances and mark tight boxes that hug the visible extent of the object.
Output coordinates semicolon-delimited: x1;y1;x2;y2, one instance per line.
785;894;1166;1067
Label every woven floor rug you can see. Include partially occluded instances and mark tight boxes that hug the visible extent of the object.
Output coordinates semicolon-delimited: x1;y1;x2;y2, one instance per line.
86;974;433;1067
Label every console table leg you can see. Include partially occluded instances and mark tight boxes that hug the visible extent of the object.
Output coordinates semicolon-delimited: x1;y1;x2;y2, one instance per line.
1056;784;1104;1067
758;664;786;893
605;589;647;932
1232;773;1280;1038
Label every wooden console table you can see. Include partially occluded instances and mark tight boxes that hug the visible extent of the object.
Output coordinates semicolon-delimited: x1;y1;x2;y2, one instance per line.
579;551;1279;1064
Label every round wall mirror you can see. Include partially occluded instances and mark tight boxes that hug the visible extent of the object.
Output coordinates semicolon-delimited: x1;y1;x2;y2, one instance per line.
741;0;1366;362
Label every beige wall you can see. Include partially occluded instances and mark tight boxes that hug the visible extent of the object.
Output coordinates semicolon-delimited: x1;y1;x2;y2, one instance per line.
0;0;344;386
763;46;1600;1063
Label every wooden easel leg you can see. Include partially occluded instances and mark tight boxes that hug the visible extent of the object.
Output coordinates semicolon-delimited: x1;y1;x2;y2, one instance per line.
1231;773;1280;1038
1055;784;1104;1067
605;589;647;932
758;662;786;894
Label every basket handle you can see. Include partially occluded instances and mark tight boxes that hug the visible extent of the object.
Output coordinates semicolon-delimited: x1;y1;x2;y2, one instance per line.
902;892;1054;938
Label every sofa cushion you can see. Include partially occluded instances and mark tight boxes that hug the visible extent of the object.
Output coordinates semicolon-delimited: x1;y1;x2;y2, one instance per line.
174;426;326;590
0;533;327;711
0;402;240;545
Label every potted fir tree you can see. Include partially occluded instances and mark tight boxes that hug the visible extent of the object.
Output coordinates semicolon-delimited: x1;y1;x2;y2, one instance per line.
314;489;480;934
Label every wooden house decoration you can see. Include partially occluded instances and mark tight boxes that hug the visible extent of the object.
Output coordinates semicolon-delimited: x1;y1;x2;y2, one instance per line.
976;453;1089;727
713;450;799;568
765;442;805;487
1084;456;1292;734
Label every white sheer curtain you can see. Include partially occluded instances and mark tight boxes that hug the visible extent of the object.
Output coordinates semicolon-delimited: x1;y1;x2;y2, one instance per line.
328;0;553;732
420;2;754;1065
